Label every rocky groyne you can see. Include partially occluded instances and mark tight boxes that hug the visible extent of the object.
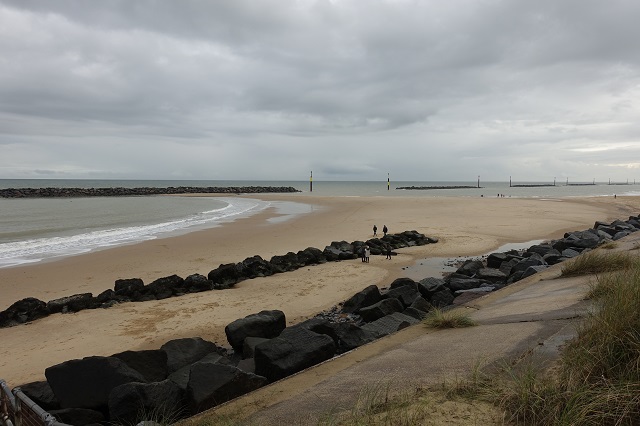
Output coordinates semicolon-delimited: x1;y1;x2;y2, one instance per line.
0;186;300;198
0;231;437;328
396;185;479;190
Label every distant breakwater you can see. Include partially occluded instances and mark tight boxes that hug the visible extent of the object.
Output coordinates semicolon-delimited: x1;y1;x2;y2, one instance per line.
0;186;301;198
396;185;479;190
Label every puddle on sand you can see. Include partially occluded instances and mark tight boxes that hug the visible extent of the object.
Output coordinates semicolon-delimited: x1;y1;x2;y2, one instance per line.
401;239;546;281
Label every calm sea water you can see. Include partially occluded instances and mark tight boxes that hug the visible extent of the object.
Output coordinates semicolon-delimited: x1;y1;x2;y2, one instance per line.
0;179;637;268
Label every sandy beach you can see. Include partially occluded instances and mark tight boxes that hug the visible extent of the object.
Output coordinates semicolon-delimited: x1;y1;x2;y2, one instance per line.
1;194;639;386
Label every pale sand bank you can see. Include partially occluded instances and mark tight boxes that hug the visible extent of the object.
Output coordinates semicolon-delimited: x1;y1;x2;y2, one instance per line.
1;194;639;386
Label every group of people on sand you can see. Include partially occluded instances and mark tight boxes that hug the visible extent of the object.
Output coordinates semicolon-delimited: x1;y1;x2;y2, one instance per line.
361;224;392;262
372;224;388;237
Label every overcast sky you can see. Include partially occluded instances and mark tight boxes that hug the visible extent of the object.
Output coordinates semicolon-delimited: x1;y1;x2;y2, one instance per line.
1;0;640;182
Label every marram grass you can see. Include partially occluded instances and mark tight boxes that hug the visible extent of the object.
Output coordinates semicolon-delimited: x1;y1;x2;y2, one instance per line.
423;308;477;329
560;250;640;277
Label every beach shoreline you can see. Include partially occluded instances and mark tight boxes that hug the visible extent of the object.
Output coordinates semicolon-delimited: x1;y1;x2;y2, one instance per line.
1;194;639;386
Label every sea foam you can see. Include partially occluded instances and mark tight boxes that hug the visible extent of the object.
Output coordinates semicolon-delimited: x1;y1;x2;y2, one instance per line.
0;197;268;268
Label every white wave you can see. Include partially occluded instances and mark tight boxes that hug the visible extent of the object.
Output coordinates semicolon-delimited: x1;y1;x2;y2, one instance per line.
0;197;268;268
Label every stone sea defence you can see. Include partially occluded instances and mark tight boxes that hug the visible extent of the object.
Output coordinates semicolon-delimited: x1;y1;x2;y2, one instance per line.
4;216;640;424
0;186;300;198
0;231;436;328
396;185;478;190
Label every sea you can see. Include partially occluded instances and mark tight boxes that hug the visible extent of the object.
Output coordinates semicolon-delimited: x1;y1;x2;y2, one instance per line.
1;178;638;269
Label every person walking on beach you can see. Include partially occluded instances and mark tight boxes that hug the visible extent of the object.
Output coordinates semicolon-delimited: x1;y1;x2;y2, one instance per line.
383;225;388;236
364;245;370;263
373;225;377;236
361;246;366;262
385;244;392;260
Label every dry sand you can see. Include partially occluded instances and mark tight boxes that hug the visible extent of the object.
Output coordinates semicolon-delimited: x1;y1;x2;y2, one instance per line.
1;194;639;386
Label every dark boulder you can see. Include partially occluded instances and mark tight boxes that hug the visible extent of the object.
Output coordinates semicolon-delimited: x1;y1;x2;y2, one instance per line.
254;327;336;382
295;317;337;344
341;285;382;313
446;276;483;292
561;248;581;258
161;337;225;374
186;363;267;413
296;247;326;265
403;307;428;320
269;252;301;273
49;408;105;426
388;277;418;289
385;285;421;308
510;256;547;276
207;263;244;288
108;379;185;425
96;289;118;304
167;353;231;391
239;255;274;279
327;322;378;353
358;298;404;322
526;244;554;257
417;277;446;298
225;310;287;352
361;313;415;338
47;293;95;314
429;289;455;308
486;252;508;269
499;258;520;276
614;230;632;240
45;356;146;411
455;260;484;276
114;278;145;298
243;337;270;359
111;349;169;383
521;265;549;279
144;275;184;300
0;297;49;327
410;296;431;313
475;268;507;283
323;241;356;261
183;274;213;293
19;381;59;411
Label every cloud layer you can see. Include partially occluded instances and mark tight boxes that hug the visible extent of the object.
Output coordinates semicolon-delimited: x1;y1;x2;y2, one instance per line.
1;0;640;181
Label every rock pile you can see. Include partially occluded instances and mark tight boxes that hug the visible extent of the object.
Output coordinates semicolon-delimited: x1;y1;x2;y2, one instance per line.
0;231;436;328
0;186;300;198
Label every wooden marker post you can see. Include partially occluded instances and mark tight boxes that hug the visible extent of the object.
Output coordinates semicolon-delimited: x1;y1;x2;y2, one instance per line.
310;171;313;192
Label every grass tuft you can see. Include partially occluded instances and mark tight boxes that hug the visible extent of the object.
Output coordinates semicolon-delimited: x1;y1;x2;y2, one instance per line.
423;308;477;329
560;250;640;277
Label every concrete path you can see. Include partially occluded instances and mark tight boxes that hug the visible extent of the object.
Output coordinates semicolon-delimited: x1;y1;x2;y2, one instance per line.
189;236;640;425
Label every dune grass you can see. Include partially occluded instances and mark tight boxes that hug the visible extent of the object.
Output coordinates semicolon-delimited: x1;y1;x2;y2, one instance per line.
463;261;640;425
423;308;477;329
560;250;640;277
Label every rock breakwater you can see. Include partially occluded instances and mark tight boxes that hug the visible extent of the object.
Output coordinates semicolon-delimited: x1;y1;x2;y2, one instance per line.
0;186;300;198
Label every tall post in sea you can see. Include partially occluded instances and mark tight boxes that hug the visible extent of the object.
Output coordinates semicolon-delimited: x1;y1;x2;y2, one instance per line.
477;175;480;188
310;171;313;192
554;177;556;186
509;176;512;187
388;173;390;191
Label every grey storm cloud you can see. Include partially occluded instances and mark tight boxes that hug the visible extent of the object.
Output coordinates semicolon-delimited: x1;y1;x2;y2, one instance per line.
1;0;640;181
